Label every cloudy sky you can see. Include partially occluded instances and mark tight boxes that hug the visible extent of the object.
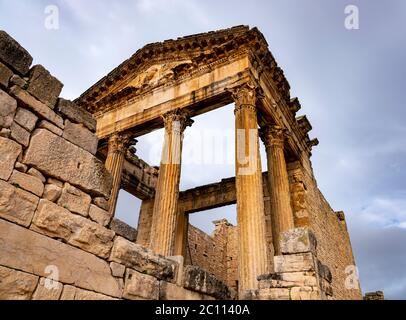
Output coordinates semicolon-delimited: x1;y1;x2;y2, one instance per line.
1;0;405;299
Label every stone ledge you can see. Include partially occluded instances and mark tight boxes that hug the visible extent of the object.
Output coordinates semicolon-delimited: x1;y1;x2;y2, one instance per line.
0;31;33;75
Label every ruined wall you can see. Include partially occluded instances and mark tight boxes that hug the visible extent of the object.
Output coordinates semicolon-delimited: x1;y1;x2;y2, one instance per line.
0;31;231;301
185;220;238;292
287;160;362;300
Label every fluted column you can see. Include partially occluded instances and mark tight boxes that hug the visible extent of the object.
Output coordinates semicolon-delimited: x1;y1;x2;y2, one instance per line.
105;132;135;217
260;125;294;256
231;83;268;294
149;109;193;256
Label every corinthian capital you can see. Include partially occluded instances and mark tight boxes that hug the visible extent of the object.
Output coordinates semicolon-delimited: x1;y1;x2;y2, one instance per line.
162;109;194;134
259;125;288;148
227;81;261;114
108;132;136;154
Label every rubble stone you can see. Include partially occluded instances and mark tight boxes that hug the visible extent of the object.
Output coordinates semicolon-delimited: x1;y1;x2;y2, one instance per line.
89;204;110;226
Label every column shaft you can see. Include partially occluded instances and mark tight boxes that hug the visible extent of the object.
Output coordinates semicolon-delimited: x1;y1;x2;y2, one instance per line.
105;132;134;217
232;83;268;295
261;125;294;256
149;110;193;256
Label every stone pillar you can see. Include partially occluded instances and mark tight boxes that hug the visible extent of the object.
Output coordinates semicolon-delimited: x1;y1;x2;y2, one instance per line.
260;125;294;256
173;211;188;257
105;132;135;217
231;83;268;295
149;109;193;256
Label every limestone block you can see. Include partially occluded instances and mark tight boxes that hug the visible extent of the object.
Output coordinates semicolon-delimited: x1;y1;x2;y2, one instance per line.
0;88;17;128
9;170;44;197
0;265;39;300
0;61;13;87
32;199;115;258
14;107;37;131
57;98;96;132
0;136;21;180
93;197;109;210
57;183;91;217
109;236;176;281
259;271;319;287
110;262;126;278
63;120;98;154
110;218;137;241
60;285;117;300
89;204;110;226
43;183;62;202
182;265;231;299
159;281;215;300
27;167;46;183
0;179;39;226
123;269;159;300
32;277;63;300
23;129;112;197
274;252;316;273
250;288;290;300
9;86;63;128
15;162;27;173
10;121;30;147
27;65;63;108
0;219;122;297
47;177;64;187
38;119;63;136
0;30;33;75
258;279;297;289
280;227;317;255
290;286;321;300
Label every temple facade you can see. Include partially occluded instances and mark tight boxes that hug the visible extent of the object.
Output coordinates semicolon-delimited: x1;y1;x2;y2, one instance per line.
0;26;362;300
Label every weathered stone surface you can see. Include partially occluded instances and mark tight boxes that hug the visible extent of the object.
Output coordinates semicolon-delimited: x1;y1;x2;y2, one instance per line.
0;219;121;297
32;277;63;300
0;88;17;128
0;136;21;180
32;199;115;258
109;236;176;281
38;119;63;136
110;218;137;241
258;271;318;287
0;30;33;75
48;177;63;188
9;86;64;128
0;179;39;226
274;252;316;273
57;98;96;132
317;260;333;283
364;291;385;300
27;167;46;183
14;162;26;173
183;265;232;300
14;107;37;131
10;121;30;146
290;286;321;300
160;281;215;300
63;120;98;154
280;227;317;255
246;288;290;300
123;269;159;300
60;285;117;300
43;183;62;202
0;127;10;137
57;183;91;217
110;262;126;278
0;61;13;87
9;170;44;197
93;197;109;210
9;74;27;88
89;204;110;226
24;129;112;197
0;265;39;300
27;65;63;108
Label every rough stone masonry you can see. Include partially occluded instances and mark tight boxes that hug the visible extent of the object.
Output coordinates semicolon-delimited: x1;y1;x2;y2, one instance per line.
0;26;368;300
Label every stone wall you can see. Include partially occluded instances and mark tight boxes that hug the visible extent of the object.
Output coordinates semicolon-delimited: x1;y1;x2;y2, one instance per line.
287;160;363;300
0;30;230;301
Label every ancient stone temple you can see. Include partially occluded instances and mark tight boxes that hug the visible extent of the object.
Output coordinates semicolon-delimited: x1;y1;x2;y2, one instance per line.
0;26;362;300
